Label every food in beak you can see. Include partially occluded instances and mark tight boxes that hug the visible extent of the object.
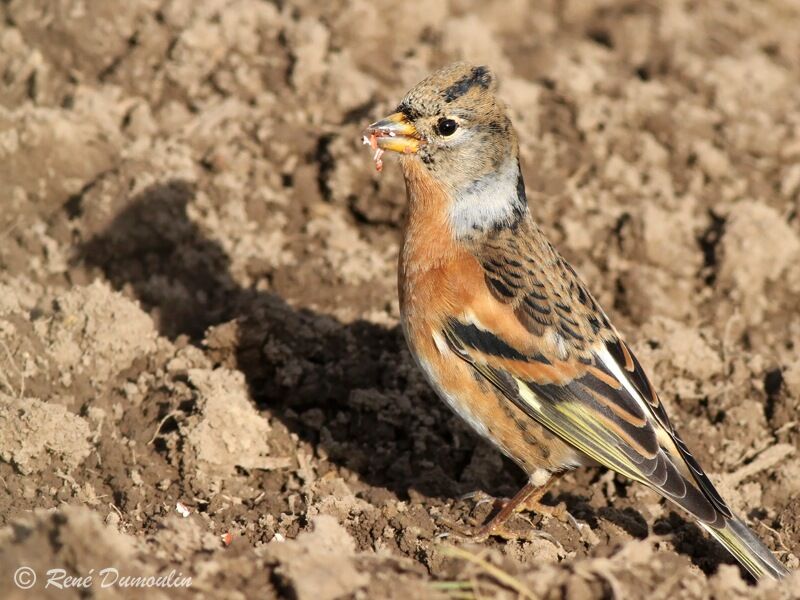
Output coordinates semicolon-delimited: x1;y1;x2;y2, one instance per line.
361;112;421;172
362;132;385;172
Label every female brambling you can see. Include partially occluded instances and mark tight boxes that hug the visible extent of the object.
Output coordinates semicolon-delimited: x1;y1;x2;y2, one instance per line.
363;63;788;582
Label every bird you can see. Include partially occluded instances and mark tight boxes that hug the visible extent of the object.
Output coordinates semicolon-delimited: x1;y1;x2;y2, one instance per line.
362;62;789;582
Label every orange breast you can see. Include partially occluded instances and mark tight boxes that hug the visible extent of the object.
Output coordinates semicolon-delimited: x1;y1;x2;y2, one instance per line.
397;158;575;473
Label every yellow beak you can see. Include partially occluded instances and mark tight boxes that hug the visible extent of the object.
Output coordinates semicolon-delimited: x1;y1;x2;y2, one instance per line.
363;112;421;154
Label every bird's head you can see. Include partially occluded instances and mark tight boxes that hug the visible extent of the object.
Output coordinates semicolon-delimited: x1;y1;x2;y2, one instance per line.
365;63;518;191
365;63;526;236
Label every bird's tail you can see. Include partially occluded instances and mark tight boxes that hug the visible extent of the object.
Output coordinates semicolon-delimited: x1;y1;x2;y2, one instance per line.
700;517;789;582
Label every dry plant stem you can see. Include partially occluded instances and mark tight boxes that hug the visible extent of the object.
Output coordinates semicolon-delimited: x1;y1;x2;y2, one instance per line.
440;545;536;600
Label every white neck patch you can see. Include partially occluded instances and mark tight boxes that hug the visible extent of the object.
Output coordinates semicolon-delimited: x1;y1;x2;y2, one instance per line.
447;158;525;238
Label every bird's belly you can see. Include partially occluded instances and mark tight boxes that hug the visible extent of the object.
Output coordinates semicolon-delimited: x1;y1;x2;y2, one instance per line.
400;315;581;474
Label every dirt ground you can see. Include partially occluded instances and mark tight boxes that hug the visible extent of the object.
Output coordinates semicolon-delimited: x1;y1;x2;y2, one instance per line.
2;0;800;598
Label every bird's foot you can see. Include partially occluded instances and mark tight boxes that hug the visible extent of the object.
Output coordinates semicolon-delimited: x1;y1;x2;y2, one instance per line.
519;496;571;524
458;489;507;512
438;477;577;542
435;515;528;543
460;488;569;524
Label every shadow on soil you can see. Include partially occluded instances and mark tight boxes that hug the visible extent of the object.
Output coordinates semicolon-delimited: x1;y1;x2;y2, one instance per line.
76;180;738;577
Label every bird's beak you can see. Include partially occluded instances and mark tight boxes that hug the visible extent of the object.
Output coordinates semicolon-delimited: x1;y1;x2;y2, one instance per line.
363;112;421;154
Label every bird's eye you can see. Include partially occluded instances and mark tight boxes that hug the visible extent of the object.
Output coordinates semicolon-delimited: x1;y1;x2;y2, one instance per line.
436;118;458;137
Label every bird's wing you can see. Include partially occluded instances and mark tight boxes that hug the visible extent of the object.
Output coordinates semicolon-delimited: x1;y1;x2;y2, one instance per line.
444;316;729;524
448;225;732;527
444;223;789;581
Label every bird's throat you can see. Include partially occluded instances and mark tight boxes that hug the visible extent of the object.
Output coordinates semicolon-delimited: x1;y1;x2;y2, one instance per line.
399;157;464;276
448;158;528;239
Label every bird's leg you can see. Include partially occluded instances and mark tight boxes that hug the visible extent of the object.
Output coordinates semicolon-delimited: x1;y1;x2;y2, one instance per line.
440;474;564;541
517;475;568;521
471;480;542;539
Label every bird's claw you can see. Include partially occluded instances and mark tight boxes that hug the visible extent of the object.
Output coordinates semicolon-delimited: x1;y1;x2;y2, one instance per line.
521;499;570;523
458;490;507;512
435;516;513;543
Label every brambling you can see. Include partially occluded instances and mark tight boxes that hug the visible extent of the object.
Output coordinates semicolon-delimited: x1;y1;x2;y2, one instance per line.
363;63;789;582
